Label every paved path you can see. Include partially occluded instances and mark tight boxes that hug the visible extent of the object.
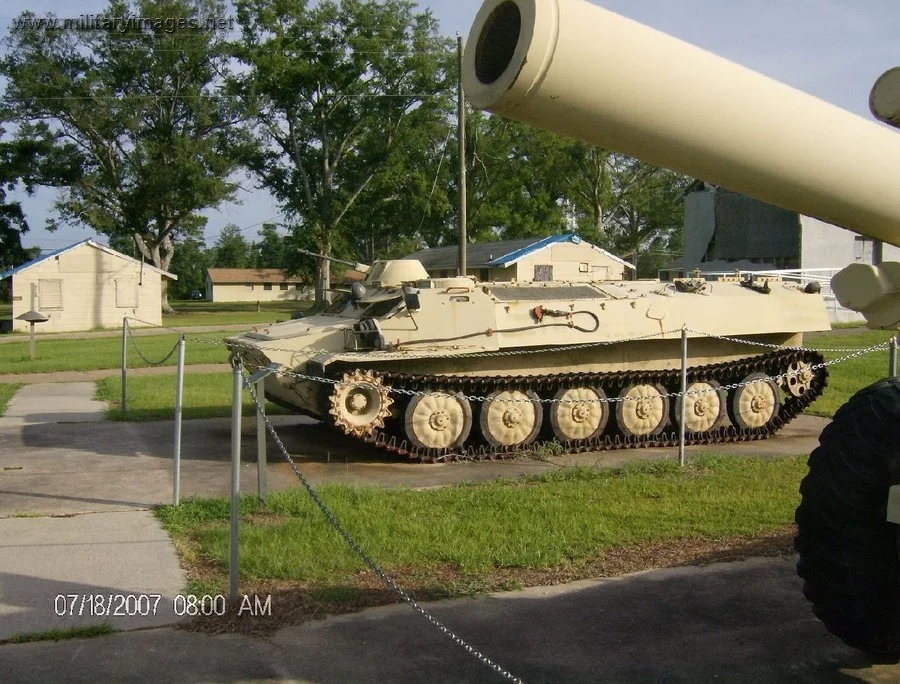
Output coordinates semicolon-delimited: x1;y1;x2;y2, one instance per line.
5;381;896;682
0;322;273;345
0;512;185;640
2;557;898;683
0;363;230;385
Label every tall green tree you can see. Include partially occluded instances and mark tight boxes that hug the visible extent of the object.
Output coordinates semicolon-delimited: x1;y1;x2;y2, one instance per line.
212;223;252;268
0;127;42;272
168;235;209;298
230;0;455;306
1;0;245;312
557;143;689;276
609;166;688;277
250;222;286;268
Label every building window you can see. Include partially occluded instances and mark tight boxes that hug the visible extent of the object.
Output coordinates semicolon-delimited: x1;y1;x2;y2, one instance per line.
579;262;589;273
295;284;302;289
115;279;138;308
39;279;63;309
280;283;288;290
479;269;490;282
533;265;553;281
263;283;273;291
245;284;254;291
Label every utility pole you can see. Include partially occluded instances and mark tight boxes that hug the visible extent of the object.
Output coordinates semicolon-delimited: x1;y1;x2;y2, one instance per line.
457;34;467;277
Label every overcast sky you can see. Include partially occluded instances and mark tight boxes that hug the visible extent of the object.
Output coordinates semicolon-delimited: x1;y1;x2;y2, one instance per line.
4;0;900;252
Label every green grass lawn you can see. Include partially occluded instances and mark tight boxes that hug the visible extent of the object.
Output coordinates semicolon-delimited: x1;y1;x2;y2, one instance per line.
96;373;290;421
159;455;805;598
163;300;313;328
0;383;21;414
0;332;233;375
803;330;897;417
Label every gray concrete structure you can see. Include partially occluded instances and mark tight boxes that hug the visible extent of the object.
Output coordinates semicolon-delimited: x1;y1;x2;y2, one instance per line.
669;183;900;324
677;183;900;277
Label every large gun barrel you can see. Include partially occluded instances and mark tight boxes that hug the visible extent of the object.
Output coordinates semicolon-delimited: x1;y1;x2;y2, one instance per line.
462;0;900;248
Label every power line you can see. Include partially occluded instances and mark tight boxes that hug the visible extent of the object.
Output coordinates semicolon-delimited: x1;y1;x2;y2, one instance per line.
0;92;449;103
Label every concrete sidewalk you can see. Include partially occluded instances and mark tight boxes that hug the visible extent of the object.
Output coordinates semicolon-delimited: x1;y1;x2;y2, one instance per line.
0;322;269;345
0;382;187;641
2;557;897;683
0;363;230;385
0;382;107;426
0;511;185;640
5;380;889;682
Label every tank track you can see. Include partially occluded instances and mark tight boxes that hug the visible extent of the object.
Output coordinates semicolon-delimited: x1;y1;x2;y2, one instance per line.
348;348;827;462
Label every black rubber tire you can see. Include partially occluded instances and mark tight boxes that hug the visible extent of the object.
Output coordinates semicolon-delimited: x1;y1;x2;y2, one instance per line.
795;377;900;657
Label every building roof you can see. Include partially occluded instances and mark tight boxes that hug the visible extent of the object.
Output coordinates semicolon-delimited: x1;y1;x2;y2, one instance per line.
206;268;305;284
405;234;635;271
0;239;177;280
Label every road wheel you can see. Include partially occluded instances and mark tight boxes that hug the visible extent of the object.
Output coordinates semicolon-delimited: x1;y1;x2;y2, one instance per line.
728;372;779;430
675;380;725;433
480;389;543;447
794;377;900;656
615;383;668;437
550;386;609;442
404;392;472;449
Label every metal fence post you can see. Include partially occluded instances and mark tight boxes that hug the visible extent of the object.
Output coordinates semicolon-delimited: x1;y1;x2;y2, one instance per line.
679;326;688;467
229;361;242;602
890;335;898;378
121;316;128;414
172;335;185;506
256;378;268;505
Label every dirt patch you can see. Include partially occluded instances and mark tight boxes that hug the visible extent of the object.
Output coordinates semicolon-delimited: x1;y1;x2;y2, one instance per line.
177;527;796;636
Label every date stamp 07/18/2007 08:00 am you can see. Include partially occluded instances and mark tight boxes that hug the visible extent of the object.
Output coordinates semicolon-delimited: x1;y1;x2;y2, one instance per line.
53;593;273;619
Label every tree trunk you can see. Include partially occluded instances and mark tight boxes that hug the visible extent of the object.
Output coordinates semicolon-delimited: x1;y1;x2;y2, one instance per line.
134;232;176;314
314;250;332;309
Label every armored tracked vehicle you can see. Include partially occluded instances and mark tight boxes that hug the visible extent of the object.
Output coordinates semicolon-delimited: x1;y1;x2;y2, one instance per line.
228;251;829;460
459;0;900;657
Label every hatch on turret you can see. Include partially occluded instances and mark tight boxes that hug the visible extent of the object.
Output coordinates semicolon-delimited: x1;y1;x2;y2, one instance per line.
364;260;430;287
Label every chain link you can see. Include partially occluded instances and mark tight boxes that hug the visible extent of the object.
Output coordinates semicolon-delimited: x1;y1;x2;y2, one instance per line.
684;327;894;353
243;378;525;684
234;340;888;405
126;323;182;367
133;315;891;404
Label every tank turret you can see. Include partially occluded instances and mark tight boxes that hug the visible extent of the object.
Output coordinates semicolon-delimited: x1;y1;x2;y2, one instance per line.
462;0;900;329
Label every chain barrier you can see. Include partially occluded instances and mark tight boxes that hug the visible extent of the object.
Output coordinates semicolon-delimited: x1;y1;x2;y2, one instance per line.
683;327;895;353
231;340;890;405
243;378;525;684
129;313;892;404
125;320;183;367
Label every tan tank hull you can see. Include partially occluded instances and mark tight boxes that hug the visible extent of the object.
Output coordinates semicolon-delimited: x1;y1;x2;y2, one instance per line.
227;268;829;458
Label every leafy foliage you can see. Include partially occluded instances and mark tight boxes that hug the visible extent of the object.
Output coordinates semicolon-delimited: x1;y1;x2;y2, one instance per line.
230;0;455;305
1;0;246;310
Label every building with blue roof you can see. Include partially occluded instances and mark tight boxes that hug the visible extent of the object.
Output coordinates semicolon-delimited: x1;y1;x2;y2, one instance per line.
405;234;634;282
1;239;176;333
